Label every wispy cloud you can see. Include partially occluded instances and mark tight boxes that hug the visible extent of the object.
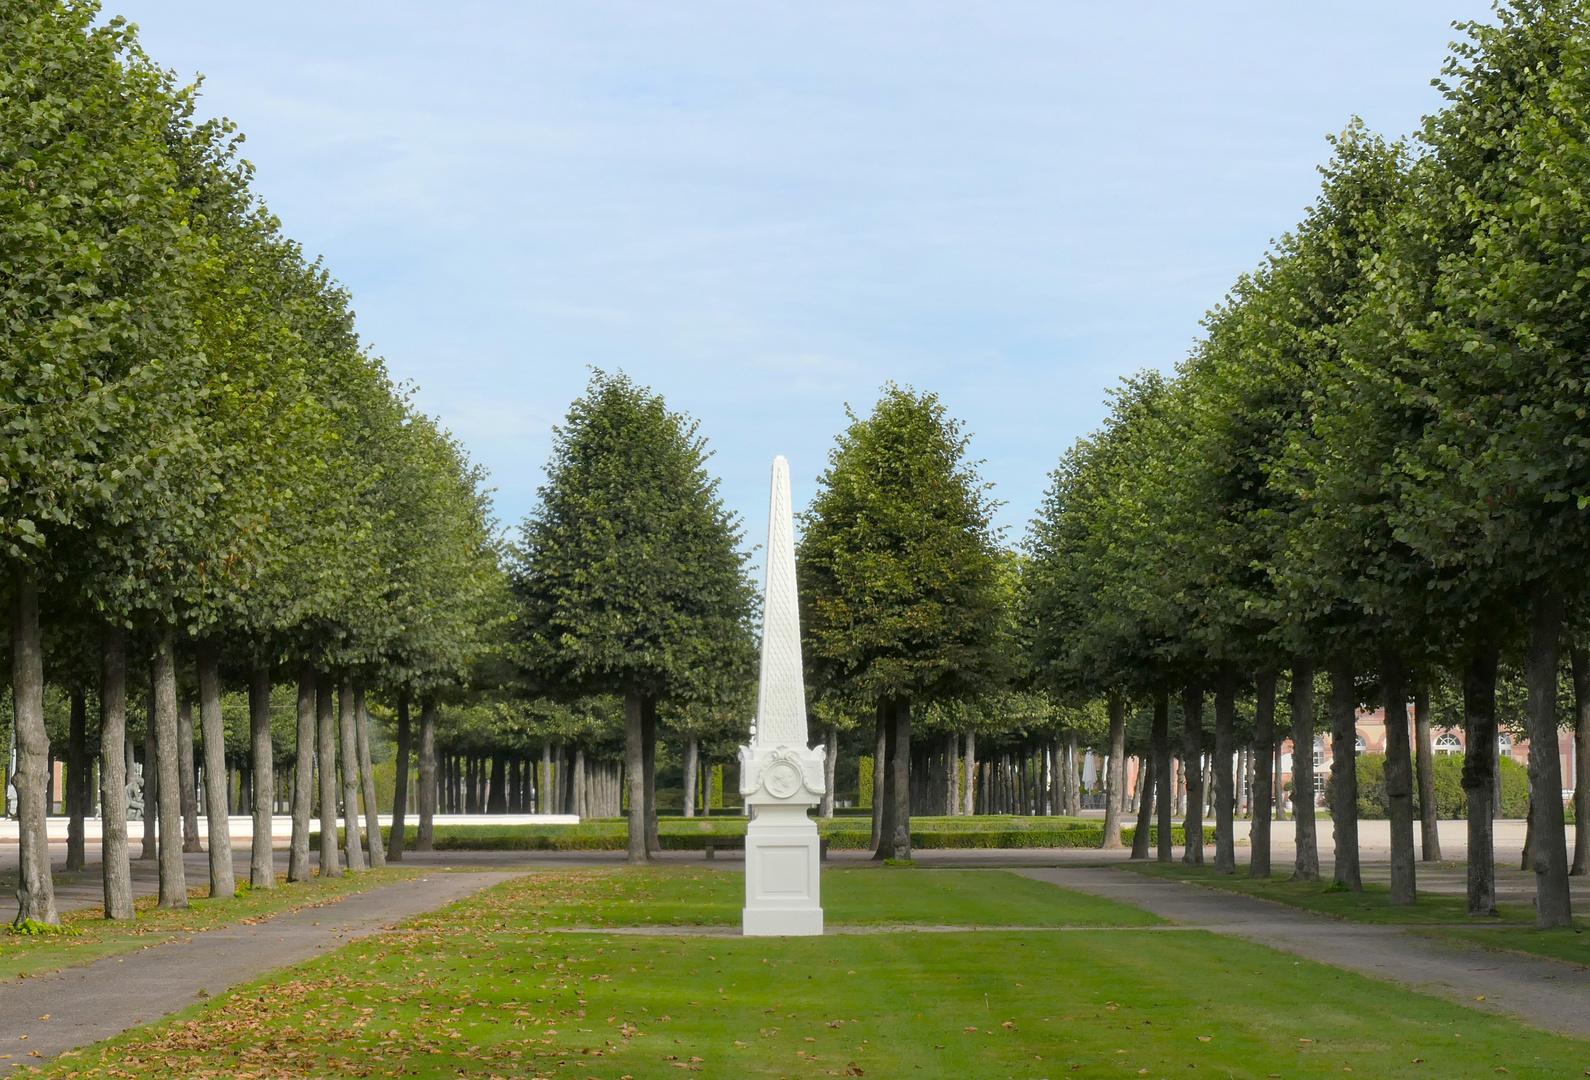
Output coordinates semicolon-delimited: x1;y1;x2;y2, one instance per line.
123;0;1494;540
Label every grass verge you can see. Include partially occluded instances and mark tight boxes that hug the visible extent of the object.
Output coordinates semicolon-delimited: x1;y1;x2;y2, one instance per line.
462;867;1166;928
1122;862;1544;924
35;866;1590;1079
1412;925;1590;967
0;865;429;981
334;815;1214;852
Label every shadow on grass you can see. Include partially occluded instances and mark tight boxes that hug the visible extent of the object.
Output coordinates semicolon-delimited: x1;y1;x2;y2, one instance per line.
1122;861;1541;924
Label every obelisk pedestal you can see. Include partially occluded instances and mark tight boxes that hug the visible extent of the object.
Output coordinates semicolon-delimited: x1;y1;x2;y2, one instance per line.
738;456;826;937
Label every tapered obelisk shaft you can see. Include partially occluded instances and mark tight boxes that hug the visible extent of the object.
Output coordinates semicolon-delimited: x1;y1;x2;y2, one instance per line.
755;456;808;748
740;455;824;936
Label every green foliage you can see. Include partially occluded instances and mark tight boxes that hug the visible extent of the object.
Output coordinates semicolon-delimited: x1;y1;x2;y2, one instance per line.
0;3;204;564
799;385;1005;707
7;917;79;937
1330;752;1529;820
510;371;755;705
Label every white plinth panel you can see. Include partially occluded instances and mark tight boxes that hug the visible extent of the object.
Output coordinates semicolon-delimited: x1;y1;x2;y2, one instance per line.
742;802;823;936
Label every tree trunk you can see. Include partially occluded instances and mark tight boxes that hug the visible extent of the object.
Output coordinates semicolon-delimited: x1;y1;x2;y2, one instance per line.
623;693;649;864
1521;800;1536;873
1381;652;1416;905
1233;750;1246;820
1250;670;1276;879
11;571;57;926
682;735;698;818
388;694;411;861
945;733;960;816
197;641;235;900
1290;658;1319;880
288;663;316;882
1414;685;1442;863
99;624;134;919
1462;638;1499;915
316;673;341;878
354;685;386;869
1101;691;1127;850
1143;689;1168;862
1525;585;1572;928
891;699;912;860
417;698;437;852
246;657;275;889
1573;644;1590;876
1130;755;1154;859
823;725;838;818
141;666;159;862
1180;682;1205;866
641;698;659;853
573;746;586;817
1045;738;1060;817
963;730;977;815
1058;730;1074;816
177;698;201;854
337;678;366;872
1212;679;1236;874
871;702;890;853
488;752;507;814
65;690;87;872
152;632;187;909
1328;656;1361;892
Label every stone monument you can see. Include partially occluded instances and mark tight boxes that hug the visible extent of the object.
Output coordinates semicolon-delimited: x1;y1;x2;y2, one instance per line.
738;456;826;937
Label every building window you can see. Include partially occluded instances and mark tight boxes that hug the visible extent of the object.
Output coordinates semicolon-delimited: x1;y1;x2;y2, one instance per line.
1355;734;1368;753
1435;733;1462;755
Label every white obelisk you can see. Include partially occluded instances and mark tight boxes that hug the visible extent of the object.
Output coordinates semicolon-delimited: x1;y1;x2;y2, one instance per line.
739;456;826;937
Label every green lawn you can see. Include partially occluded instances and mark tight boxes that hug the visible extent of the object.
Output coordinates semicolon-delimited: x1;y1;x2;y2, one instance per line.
37;867;1590;1079
1414;925;1590;966
0;866;428;981
1123;862;1544;924
443;866;1164;928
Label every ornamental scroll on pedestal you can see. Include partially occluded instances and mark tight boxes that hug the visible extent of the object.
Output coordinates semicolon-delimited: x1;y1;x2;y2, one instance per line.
738;455;825;937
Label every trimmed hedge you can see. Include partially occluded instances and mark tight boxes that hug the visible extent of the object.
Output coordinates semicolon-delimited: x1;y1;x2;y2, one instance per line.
1325;752;1530;820
313;819;1216;853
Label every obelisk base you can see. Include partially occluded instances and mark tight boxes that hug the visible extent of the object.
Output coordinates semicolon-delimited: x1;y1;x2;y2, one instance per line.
742;801;824;937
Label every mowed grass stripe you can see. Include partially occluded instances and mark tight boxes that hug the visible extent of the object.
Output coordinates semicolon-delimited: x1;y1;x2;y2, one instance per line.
33;868;1590;1079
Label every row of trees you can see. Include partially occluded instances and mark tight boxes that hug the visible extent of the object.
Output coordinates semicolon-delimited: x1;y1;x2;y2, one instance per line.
1025;0;1590;926
502;373;1014;864
21;0;1585;933
4;4;498;926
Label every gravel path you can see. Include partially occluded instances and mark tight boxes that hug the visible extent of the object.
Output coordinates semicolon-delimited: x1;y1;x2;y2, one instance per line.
1018;865;1590;1040
0;870;522;1068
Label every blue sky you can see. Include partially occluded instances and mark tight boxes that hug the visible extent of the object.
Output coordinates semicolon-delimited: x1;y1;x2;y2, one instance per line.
121;1;1495;551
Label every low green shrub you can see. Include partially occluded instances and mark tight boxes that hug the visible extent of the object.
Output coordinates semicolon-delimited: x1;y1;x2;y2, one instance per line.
1326;751;1530;819
7;918;79;936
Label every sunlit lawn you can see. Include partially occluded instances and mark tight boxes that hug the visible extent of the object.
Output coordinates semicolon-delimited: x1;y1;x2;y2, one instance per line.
522;866;1165;928
37;867;1590;1079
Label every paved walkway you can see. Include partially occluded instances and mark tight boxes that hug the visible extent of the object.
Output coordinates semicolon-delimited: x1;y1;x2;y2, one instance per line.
1019;866;1590;1040
0;871;521;1067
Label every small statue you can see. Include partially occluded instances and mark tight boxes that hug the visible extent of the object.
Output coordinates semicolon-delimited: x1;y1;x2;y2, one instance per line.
125;762;145;821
